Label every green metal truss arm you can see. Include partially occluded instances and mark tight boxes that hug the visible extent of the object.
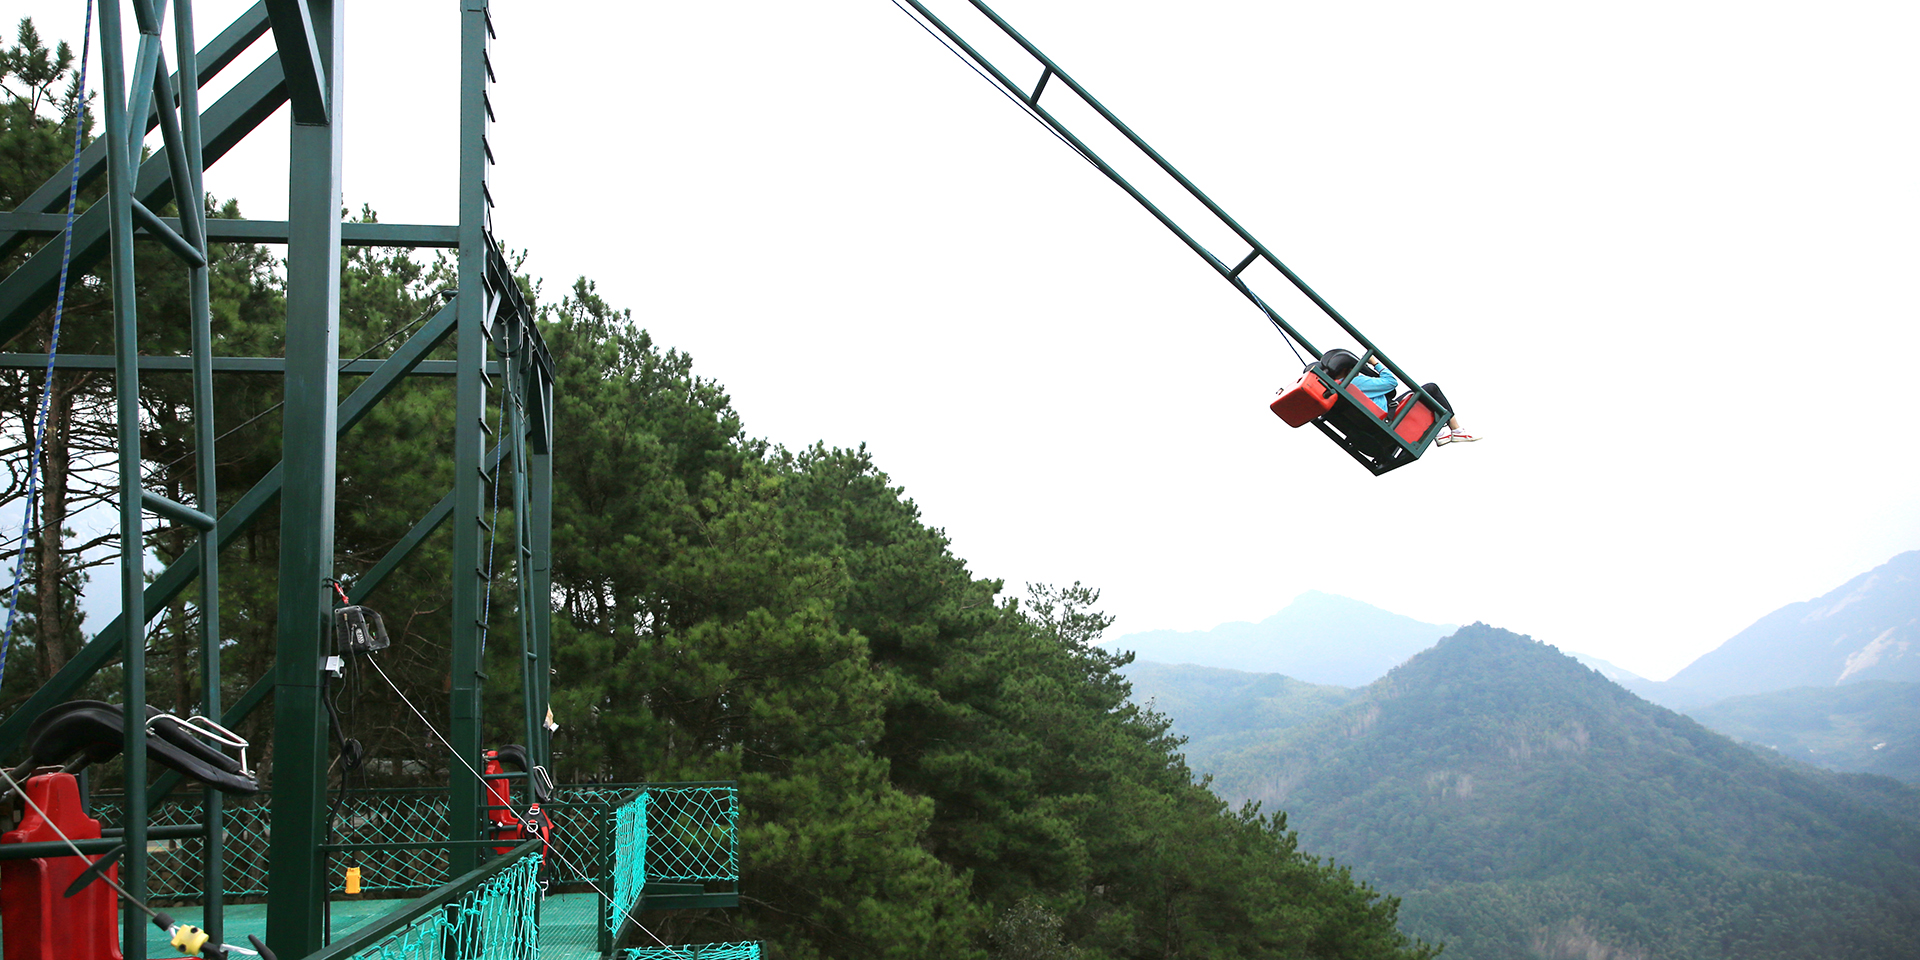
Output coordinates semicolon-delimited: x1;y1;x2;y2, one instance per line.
0;353;488;376
0;53;289;346
0;298;458;757
0;2;270;260
263;0;330;124
897;0;1440;397
0;214;459;248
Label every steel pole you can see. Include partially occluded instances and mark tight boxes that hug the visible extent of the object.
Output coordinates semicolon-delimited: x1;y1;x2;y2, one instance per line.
264;0;342;952
96;3;152;956
448;0;497;874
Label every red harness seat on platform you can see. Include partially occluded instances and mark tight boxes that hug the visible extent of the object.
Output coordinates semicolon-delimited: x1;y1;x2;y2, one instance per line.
2;772;122;960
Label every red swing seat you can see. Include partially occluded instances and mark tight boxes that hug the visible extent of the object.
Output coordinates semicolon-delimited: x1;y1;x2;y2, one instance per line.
1270;361;1443;475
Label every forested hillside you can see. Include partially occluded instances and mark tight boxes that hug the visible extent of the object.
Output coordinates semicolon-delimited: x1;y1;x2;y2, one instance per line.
0;23;1432;959
1687;681;1920;784
1203;624;1920;960
1120;661;1354;775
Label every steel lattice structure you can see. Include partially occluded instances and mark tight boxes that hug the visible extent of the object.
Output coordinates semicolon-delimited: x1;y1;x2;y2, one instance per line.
0;2;555;957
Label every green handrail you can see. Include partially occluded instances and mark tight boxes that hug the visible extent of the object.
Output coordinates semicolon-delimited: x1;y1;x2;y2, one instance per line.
300;838;539;960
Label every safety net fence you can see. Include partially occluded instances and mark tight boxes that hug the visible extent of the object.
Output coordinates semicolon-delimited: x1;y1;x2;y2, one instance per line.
92;783;648;899
625;943;761;960
89;782;745;957
309;839;541;960
602;783;740;950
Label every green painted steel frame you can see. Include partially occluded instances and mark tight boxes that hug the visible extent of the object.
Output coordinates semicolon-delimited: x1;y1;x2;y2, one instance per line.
896;0;1448;469
0;2;556;957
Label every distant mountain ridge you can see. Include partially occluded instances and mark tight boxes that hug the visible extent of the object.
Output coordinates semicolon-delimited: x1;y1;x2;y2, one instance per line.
1686;681;1920;783
1119;661;1353;774
1200;623;1920;960
1106;591;1455;687
1662;550;1920;703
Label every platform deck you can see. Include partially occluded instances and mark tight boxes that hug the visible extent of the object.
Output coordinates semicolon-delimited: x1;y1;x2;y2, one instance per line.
1;893;603;959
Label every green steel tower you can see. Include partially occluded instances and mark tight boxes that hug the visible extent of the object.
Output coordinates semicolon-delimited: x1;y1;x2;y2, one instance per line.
0;2;555;956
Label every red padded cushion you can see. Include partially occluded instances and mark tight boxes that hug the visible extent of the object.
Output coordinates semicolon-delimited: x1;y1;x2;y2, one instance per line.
1342;385;1437;444
1271;372;1338;427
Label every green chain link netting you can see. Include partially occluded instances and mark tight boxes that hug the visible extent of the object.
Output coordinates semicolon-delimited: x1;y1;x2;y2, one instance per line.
96;786;644;900
351;852;541;960
605;784;740;940
98;790;454;898
642;785;738;883
624;942;761;959
93;776;741;960
609;790;646;936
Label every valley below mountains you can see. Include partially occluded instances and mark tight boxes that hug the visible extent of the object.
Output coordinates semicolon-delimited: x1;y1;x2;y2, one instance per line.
1117;554;1920;959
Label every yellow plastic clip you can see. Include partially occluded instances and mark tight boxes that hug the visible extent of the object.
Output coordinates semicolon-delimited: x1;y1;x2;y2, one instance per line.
170;924;213;955
345;865;362;894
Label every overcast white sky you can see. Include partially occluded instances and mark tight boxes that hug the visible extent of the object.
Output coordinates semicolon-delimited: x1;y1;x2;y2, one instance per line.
18;0;1920;681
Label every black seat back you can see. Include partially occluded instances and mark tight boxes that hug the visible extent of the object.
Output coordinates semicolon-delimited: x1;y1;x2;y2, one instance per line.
1319;348;1361;381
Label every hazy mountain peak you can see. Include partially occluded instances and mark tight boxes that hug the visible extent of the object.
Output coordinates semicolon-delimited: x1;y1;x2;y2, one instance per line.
1105;592;1455;687
1666;550;1920;700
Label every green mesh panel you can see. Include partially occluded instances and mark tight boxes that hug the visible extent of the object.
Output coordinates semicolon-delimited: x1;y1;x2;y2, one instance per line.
643;785;738;882
93;794;272;899
604;784;740;942
625;942;761;959
539;799;615;885
97;791;453;899
608;791;647;937
330;790;455;894
534;784;647;885
349;852;541;960
556;784;646;804
89;781;738;918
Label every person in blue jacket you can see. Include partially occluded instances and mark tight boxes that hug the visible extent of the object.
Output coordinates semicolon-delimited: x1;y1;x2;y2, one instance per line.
1328;350;1477;444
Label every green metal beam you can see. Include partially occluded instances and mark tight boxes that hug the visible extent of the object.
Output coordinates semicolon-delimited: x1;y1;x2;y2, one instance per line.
446;0;497;878
0;2;269;259
0;299;457;758
262;0;329;124
173;0;226;940
264;0;343;945
0;214;460;248
96;2;153;953
0;53;289;344
529;438;553;769
0;353;489;376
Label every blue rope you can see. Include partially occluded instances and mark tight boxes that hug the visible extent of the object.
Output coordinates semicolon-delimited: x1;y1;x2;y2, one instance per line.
2;0;95;692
